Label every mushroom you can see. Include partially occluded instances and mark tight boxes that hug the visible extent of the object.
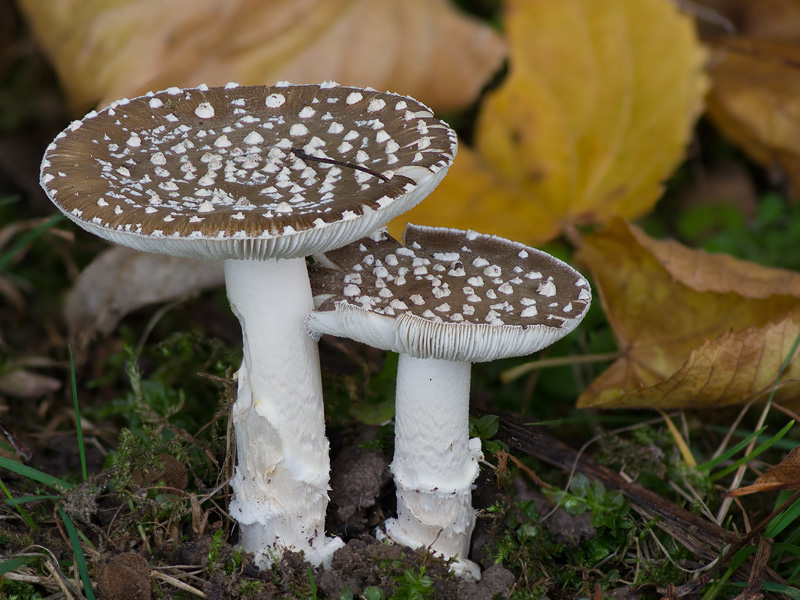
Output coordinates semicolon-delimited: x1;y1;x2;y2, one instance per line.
306;225;591;578
39;83;457;568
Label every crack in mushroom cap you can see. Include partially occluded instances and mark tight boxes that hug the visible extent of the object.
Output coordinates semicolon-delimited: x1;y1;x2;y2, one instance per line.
307;224;592;362
40;83;457;260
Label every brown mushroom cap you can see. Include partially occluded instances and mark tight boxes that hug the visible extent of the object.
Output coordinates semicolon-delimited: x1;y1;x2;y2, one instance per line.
40;82;457;260
308;225;592;362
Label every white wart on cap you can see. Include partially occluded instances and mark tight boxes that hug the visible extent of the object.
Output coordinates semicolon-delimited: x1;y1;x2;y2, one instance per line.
40;83;457;260
309;224;592;361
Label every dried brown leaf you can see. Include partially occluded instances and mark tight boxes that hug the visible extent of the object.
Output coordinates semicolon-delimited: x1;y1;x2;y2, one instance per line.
576;219;800;409
628;221;800;297
0;370;61;398
725;445;800;497
583;317;800;409
17;0;505;114
64;246;224;350
706;36;800;197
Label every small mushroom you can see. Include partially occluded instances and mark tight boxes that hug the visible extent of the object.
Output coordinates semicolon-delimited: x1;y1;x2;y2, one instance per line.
40;83;457;568
306;225;591;578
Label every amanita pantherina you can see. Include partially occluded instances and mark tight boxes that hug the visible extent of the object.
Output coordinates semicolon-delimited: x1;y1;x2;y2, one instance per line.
39;83;457;567
307;225;591;577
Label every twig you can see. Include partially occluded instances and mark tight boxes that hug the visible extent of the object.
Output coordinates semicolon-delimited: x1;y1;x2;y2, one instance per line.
716;398;773;524
500;352;620;384
494;418;789;588
290;148;390;182
153;570;208;598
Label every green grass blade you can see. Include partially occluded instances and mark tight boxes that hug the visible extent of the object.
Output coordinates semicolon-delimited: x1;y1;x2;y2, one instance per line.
0;214;64;272
69;345;87;482
710;420;794;482
4;494;61;505
0;555;39;576
766;497;800;538
788;559;800;584
702;545;755;600
0;455;72;490
702;425;797;451
58;507;96;600
697;426;768;471
762;582;800;600
0;476;38;531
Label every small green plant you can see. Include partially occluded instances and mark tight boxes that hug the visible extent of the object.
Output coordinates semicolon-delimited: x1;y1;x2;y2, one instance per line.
489;500;551;577
391;566;435;600
0;579;47;600
361;586;385;600
545;473;634;566
239;579;264;595
469;414;510;455
545;473;631;531
225;547;245;576
489;471;639;598
207;529;226;575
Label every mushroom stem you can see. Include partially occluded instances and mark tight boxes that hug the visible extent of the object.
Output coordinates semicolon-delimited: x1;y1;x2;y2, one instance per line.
224;257;343;568
385;354;482;578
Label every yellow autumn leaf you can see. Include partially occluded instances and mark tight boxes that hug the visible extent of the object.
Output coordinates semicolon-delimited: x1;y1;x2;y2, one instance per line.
17;0;505;114
396;147;561;243
399;0;708;243
576;219;800;409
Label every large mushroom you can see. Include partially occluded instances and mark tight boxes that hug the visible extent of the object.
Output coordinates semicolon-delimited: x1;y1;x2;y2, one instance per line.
307;225;591;577
39;82;457;567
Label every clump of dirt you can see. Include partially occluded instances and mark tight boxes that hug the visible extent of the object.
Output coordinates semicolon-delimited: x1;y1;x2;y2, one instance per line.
315;535;515;600
328;441;391;535
96;552;151;600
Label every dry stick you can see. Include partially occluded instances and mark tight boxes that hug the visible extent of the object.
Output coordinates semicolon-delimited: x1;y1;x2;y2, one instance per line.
773;401;800;424
494;418;789;590
717;397;774;526
152;571;208;598
712;400;756;461
290;148;390;182
500;351;621;384
733;537;773;600
675;1;736;35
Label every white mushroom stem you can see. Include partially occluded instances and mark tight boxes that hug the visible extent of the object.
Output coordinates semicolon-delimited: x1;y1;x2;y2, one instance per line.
385;354;482;580
224;257;343;568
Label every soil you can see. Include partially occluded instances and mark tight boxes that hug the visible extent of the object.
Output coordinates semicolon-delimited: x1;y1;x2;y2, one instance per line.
51;438;521;600
0;376;528;600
